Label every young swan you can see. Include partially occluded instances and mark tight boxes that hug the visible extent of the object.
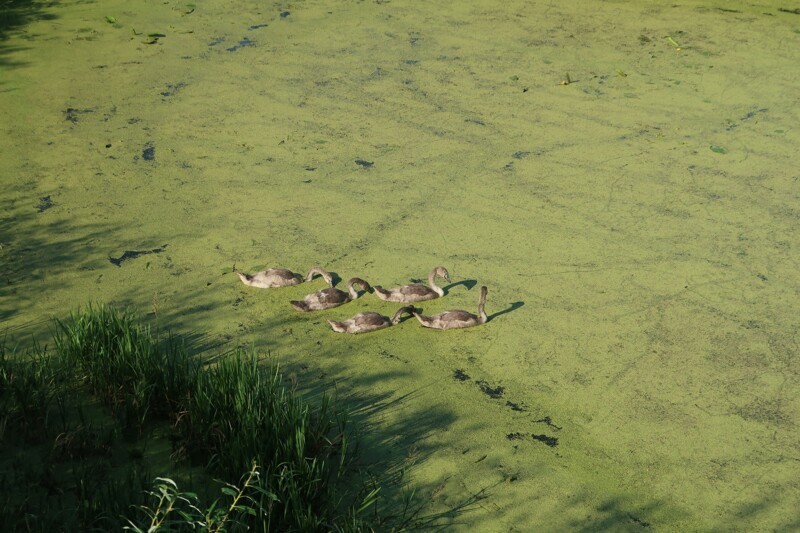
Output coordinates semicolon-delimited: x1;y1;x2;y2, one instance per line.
413;286;488;330
234;266;331;288
328;306;418;334
291;278;371;312
372;266;451;303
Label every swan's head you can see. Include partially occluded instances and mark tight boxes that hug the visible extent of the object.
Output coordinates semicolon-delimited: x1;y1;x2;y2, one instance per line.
435;266;451;283
348;278;372;293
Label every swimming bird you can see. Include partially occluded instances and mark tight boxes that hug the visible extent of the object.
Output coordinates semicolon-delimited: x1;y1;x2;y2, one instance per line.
328;306;418;334
372;266;451;303
412;286;488;330
234;265;332;288
291;278;371;312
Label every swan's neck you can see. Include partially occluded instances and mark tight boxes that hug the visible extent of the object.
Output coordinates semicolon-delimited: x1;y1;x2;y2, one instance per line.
428;270;445;296
348;278;369;299
478;289;488;323
305;267;332;285
390;306;412;324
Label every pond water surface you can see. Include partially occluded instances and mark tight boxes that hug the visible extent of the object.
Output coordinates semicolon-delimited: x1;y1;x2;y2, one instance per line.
2;0;799;529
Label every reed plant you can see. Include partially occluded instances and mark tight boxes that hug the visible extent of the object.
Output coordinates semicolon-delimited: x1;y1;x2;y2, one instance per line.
177;352;360;530
0;341;70;443
1;305;376;531
55;305;198;431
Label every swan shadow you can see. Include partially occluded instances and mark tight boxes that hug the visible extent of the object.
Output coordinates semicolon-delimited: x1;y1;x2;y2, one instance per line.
443;279;478;294
326;272;341;286
488;301;524;322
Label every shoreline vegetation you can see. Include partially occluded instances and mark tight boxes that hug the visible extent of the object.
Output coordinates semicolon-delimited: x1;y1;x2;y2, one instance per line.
0;305;376;531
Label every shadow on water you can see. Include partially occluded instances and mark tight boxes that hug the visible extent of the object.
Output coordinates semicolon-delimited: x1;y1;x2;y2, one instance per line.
488;301;524;322
0;0;59;69
0;202;120;341
7;215;795;529
444;278;478;294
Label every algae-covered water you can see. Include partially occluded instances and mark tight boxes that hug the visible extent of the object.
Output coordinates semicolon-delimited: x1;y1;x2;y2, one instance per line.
2;0;799;529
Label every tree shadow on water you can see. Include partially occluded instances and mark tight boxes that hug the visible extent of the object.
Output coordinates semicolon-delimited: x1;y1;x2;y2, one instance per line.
0;203;125;343
0;0;60;70
329;383;493;529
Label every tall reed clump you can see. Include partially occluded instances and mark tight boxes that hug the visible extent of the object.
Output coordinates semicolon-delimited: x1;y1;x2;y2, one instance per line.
55;305;198;430
0;341;76;444
0;336;153;531
49;305;373;530
177;353;356;530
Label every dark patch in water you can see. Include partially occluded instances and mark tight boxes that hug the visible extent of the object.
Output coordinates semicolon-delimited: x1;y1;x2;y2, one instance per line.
531;434;558;447
725;107;767;131
208;36;225;46
161;82;187;97
64;107;93;123
109;244;168;267
249;23;269;30
476;380;504;399
506;432;525;440
506;400;526;412
512;150;530;159
464;117;485;126
628;513;651;528
355;159;373;168
36;196;54;213
142;145;155;161
533;416;562;430
227;37;255;52
280;11;290;18
453;369;470;381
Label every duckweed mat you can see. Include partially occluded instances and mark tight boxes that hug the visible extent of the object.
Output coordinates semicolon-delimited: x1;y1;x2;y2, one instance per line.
2;0;799;529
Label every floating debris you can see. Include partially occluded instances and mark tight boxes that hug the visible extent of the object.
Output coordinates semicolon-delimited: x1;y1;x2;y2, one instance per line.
142;144;155;161
64;107;94;124
36;196;55;213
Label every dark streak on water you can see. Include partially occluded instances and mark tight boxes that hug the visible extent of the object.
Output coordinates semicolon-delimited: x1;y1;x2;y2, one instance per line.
533;416;562;430
161;82;187;97
227;37;255;52
506;400;526;412
476;379;504;399
109;244;168;267
64;107;93;123
531;434;558;447
453;369;471;381
628;513;652;528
